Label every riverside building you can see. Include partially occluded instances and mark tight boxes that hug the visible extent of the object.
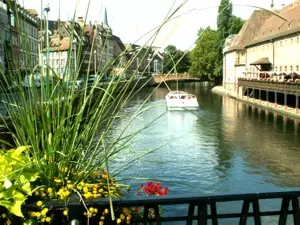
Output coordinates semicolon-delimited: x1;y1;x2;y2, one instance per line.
223;0;300;113
223;0;300;92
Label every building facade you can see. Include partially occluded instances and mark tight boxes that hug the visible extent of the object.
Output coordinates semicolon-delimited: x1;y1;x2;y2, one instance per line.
0;0;8;73
4;1;39;73
125;44;163;76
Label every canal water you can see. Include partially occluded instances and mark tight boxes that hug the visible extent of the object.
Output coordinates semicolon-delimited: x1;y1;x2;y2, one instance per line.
108;82;300;224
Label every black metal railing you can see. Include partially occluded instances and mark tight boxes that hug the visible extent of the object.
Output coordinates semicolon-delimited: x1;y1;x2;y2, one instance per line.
25;190;300;225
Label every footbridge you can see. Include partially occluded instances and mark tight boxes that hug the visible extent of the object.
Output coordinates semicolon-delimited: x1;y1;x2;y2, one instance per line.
150;73;201;85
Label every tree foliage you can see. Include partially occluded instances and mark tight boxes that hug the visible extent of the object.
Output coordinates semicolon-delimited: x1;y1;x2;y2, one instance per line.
163;45;190;73
230;16;245;35
217;0;233;40
189;28;220;80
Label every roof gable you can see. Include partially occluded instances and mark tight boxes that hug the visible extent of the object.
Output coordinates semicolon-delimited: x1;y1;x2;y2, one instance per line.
249;3;300;45
225;10;271;53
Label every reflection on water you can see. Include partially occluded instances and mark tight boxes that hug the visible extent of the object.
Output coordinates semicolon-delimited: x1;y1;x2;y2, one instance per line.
108;82;299;224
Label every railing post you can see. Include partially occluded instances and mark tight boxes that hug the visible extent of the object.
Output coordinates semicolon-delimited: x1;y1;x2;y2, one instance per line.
187;203;196;225
239;199;261;225
291;197;300;225
210;202;219;225
187;202;211;225
239;200;250;225
279;197;290;225
142;204;161;225
197;203;207;225
252;199;262;225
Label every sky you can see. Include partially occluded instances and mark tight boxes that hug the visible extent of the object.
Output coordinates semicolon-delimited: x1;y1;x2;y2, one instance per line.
22;0;294;50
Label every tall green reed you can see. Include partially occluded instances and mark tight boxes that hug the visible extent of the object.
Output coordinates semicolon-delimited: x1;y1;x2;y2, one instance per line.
0;0;188;190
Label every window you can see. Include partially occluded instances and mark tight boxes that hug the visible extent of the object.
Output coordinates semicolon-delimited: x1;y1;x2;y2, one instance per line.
10;15;15;27
280;66;282;71
297;65;299;71
284;66;287;72
275;66;278;71
290;65;293;71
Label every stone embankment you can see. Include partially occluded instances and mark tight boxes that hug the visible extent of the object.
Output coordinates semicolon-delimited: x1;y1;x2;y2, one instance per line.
212;86;300;119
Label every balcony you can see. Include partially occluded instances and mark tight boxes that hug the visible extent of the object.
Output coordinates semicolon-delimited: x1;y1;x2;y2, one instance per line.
239;71;300;95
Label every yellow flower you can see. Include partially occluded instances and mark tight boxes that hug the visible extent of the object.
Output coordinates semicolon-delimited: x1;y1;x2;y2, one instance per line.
104;209;109;214
63;209;68;216
35;212;41;218
120;213;125;220
1;213;6;218
116;218;121;224
41;208;49;216
54;178;62;183
36;201;43;207
63;190;70;197
47;187;53;193
45;217;51;222
23;223;28;225
99;221;104;225
6;219;11;225
83;186;89;193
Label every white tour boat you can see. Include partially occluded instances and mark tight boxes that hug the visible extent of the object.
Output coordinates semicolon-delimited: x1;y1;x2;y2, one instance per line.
165;91;199;111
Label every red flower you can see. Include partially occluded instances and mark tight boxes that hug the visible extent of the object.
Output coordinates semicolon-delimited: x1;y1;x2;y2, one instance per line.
139;182;169;196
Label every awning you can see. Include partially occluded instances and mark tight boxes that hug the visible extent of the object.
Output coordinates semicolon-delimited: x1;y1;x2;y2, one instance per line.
250;57;271;65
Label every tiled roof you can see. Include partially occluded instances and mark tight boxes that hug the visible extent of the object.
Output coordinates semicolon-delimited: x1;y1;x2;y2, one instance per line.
43;38;70;52
225;10;271;53
26;9;38;17
250;57;271;65
248;2;300;46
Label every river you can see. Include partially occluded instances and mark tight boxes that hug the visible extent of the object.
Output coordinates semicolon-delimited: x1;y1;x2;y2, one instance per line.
108;81;300;224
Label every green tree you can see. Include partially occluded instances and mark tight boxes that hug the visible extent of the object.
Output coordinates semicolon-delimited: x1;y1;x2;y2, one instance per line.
230;16;245;34
163;45;190;73
189;28;220;82
217;0;233;40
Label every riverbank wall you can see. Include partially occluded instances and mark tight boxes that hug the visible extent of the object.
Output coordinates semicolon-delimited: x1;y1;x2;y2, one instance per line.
211;86;300;120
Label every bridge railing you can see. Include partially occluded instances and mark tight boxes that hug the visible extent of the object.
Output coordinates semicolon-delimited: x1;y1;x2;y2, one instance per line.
25;190;300;225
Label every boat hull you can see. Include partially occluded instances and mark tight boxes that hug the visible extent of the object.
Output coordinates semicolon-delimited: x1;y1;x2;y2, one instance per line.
165;91;199;111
